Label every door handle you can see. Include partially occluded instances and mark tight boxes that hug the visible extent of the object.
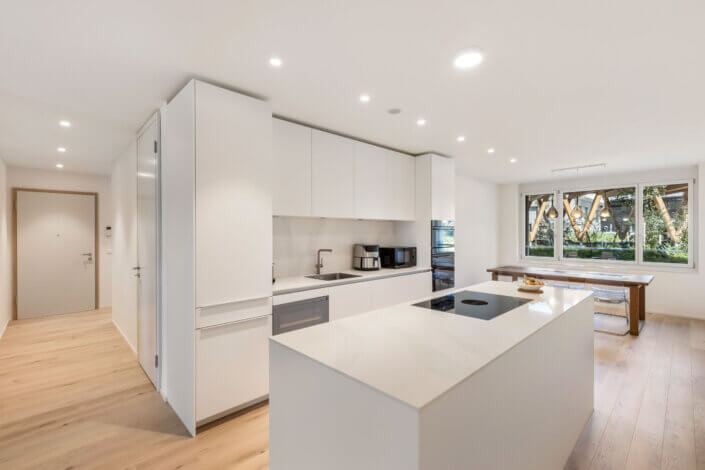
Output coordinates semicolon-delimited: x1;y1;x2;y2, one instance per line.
132;266;141;270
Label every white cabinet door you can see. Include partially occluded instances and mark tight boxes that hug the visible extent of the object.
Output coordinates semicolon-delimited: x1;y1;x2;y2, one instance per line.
194;81;273;307
273;119;312;217
196;315;271;422
311;130;355;218
354;141;387;219
386;151;416;221
431;155;455;221
370;272;432;310
330;281;373;321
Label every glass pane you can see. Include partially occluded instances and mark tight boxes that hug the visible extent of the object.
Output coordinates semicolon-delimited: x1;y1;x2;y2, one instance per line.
642;184;689;264
524;193;555;257
562;188;636;261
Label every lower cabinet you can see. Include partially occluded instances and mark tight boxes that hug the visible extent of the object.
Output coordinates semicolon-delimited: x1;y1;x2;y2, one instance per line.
195;314;271;423
330;281;373;321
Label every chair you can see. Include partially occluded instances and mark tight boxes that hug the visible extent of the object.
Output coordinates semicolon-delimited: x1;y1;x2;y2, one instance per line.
591;286;629;335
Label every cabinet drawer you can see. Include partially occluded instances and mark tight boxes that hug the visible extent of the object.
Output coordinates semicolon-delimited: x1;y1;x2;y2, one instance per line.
196;315;271;423
196;296;272;329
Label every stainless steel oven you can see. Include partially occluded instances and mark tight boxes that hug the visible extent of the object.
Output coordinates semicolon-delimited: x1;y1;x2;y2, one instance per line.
431;220;455;291
272;295;329;336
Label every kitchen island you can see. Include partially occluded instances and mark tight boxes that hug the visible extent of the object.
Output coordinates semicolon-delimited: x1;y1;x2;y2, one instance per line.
269;281;594;470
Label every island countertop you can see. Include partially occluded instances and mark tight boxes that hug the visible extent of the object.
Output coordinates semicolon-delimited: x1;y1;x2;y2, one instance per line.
270;280;593;409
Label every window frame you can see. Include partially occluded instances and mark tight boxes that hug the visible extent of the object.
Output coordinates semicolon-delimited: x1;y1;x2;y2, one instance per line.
520;190;561;262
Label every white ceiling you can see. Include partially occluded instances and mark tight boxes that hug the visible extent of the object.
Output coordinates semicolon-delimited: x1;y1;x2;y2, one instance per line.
1;0;704;181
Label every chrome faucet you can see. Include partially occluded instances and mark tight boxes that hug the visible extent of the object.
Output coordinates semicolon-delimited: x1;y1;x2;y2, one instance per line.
316;249;332;275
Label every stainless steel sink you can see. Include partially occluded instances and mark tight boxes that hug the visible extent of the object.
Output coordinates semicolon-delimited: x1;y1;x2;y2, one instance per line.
305;272;361;281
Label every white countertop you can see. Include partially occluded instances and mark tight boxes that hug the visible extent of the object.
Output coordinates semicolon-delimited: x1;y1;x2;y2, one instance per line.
273;266;432;295
270;280;593;409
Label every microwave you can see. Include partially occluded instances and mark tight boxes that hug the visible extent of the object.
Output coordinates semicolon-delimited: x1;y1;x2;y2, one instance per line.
379;247;417;269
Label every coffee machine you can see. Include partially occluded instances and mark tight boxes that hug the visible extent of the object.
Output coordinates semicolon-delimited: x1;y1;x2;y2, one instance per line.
352;244;380;271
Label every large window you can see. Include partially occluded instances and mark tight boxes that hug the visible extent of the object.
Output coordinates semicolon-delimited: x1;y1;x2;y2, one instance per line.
524;193;556;258
642;183;689;264
521;179;694;267
562;188;635;261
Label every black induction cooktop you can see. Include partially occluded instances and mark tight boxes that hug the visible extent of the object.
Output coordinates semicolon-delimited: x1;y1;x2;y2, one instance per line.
413;290;532;320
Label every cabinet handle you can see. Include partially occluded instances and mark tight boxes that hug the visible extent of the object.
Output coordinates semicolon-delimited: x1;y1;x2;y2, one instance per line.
199;313;271;330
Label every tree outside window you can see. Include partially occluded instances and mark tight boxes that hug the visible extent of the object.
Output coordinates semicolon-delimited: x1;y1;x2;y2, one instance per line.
524;193;556;257
642;184;689;264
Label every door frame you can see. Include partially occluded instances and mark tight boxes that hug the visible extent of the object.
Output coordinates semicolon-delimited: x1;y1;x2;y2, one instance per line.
12;188;99;320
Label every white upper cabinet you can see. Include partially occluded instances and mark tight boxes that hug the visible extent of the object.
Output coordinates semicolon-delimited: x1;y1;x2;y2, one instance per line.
431;155;455;221
311;130;355;218
194;81;273;307
386;150;415;221
272;119;312;217
354;141;388;219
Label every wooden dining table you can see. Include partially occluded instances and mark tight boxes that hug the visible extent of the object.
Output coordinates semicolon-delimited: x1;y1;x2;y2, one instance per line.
487;266;654;336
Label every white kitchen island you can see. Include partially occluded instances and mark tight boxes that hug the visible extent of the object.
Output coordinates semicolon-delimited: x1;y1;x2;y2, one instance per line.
269;281;594;470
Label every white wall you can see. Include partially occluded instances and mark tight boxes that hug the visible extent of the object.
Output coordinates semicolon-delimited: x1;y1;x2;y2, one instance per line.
110;142;138;352
455;174;500;287
7;166;112;309
273;217;403;278
497;164;705;320
0;158;11;337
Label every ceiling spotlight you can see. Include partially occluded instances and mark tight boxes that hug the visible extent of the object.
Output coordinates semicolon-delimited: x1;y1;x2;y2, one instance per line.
457;136;465;142
359;94;370;103
487;148;495;154
269;56;282;67
454;48;484;69
509;158;517;163
57;147;66;153
56;163;64;169
416;118;426;126
59;120;71;128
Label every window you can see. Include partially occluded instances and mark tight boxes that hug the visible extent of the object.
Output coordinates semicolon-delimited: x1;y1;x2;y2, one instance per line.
524;193;556;258
642;183;689;264
562;187;636;261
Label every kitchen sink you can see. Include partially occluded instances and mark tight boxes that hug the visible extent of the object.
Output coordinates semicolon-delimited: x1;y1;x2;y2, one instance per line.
306;272;361;281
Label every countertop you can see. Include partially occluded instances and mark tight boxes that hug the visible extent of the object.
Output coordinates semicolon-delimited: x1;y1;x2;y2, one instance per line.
270;280;593;409
273;266;432;295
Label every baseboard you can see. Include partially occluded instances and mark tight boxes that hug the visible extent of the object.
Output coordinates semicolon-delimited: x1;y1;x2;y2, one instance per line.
112;318;137;355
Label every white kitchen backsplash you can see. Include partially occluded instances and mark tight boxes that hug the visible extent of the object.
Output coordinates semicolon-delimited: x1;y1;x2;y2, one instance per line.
273;217;404;278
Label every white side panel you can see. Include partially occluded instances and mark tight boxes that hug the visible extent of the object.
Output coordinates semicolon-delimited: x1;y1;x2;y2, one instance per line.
369;272;431;310
272;119;312;217
353;141;387;219
419;299;594;469
17;191;95;318
269;340;420;470
311;130;355;218
395;155;432;269
163;80;196;436
195;81;272;308
431;155;455;221
196;315;271;423
386;151;416;221
329;281;373;321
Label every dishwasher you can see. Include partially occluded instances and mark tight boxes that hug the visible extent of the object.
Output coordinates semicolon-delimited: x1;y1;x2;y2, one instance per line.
272;295;329;336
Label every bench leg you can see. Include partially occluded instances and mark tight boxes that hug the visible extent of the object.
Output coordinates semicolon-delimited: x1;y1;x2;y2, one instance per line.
639;286;646;321
629;286;640;336
491;273;498;281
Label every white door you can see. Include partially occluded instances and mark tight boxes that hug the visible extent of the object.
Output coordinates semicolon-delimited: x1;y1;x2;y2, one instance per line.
16;190;96;318
136;117;159;386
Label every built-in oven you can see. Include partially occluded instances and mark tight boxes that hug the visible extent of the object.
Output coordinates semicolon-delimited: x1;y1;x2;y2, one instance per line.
431;220;455;291
272;295;329;336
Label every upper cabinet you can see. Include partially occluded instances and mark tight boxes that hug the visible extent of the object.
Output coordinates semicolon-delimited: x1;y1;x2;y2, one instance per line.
431;155;455;221
272;119;312;217
354;141;387;219
386;150;415;221
311;130;355;218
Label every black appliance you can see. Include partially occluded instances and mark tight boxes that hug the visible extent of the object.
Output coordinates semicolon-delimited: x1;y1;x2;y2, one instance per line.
431;220;455;291
379;247;417;269
413;290;531;320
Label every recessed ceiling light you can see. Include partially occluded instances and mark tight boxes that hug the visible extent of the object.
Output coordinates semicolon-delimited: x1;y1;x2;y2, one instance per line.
454;48;484;69
359;94;370;103
269;56;282;67
487;147;495;154
457;136;465;142
416;118;426;126
59;120;71;128
56;163;64;168
509;158;518;163
57;147;66;153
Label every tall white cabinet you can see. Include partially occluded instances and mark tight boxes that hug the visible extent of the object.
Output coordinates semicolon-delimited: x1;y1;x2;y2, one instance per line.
163;80;273;435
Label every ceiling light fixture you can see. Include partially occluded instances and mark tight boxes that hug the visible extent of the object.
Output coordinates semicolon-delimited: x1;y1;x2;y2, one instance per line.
487;148;495;154
454;48;484;69
359;94;370;103
572;206;584;219
269;56;282;67
416;118;426;126
59;120;71;128
56;163;64;169
546;205;559;219
57;147;66;153
600;208;610;219
509;158;517;163
457;136;465;142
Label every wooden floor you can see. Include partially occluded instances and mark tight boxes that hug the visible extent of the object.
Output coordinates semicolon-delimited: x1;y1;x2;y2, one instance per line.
0;310;703;469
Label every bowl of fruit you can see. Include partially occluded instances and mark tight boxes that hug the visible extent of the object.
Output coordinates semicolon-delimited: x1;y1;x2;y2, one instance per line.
517;276;545;292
